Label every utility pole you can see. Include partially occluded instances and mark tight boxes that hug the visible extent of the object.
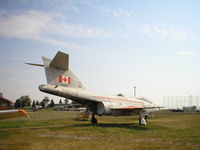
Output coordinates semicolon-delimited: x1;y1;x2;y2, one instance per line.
134;86;136;97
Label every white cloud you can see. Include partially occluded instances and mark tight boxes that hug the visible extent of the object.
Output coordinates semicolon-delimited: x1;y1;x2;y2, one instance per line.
177;51;196;55
81;0;135;18
37;36;91;51
0;10;111;50
46;21;111;38
97;5;135;18
62;0;79;12
143;25;197;40
0;11;49;39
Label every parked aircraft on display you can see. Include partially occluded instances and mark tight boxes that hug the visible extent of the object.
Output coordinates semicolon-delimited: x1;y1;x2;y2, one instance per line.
27;51;161;125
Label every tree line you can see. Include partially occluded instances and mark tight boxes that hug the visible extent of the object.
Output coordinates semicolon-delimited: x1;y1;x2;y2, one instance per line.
14;95;66;109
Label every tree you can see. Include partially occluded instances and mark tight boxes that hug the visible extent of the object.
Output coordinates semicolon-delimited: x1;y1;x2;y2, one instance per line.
43;97;50;103
59;99;62;105
36;101;40;106
15;99;21;108
15;96;32;108
32;100;36;108
32;100;36;111
42;97;50;108
50;99;55;107
40;101;45;108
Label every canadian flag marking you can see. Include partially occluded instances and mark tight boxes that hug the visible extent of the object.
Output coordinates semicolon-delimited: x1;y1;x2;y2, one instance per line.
58;75;71;84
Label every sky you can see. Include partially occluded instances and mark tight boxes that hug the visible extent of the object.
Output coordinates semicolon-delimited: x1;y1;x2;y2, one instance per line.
0;0;199;105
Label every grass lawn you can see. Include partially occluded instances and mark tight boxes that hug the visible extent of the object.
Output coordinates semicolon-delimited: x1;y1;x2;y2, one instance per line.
0;110;200;150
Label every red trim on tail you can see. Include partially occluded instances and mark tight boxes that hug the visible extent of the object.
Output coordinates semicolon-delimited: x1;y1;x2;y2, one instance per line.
58;75;62;83
68;77;71;84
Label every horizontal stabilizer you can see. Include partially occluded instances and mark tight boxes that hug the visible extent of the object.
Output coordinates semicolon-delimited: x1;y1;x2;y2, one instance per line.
50;51;69;70
25;63;44;67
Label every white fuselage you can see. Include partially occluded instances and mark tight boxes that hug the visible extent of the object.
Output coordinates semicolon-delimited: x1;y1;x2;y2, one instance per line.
39;84;159;116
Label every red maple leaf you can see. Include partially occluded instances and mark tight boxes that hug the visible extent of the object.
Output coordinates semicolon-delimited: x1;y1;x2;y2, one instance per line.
63;77;67;82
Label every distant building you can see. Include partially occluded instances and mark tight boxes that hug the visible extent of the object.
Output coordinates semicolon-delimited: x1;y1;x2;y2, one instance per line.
0;92;13;110
53;100;83;111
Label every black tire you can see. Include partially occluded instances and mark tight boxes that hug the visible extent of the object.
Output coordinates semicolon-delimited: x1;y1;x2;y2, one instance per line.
139;116;142;125
145;115;148;123
91;117;98;125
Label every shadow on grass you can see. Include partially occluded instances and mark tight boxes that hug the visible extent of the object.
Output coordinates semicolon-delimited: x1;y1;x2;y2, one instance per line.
0;120;150;131
72;122;149;130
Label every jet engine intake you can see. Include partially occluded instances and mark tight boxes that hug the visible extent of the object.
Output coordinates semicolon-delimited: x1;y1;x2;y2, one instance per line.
96;102;112;116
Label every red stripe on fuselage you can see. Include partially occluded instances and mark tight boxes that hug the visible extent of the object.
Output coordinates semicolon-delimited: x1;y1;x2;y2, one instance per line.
93;96;144;104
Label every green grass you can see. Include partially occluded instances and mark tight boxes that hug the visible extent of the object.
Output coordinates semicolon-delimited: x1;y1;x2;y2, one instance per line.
0;110;200;150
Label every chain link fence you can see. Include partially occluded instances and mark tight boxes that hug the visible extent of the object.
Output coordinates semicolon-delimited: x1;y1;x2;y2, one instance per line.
163;96;199;109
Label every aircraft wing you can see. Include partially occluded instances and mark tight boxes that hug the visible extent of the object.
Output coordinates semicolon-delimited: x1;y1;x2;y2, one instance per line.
0;109;29;120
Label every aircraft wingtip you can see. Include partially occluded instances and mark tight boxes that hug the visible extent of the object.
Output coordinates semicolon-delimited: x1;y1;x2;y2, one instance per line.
18;109;30;118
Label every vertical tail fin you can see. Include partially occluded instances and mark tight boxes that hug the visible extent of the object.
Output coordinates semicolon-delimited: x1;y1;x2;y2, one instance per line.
26;51;85;89
43;51;85;89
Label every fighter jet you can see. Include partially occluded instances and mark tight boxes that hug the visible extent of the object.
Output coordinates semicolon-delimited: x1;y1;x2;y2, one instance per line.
27;51;160;125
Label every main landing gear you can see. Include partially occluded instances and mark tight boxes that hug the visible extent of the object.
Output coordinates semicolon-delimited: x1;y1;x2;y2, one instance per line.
139;111;148;125
91;114;98;125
